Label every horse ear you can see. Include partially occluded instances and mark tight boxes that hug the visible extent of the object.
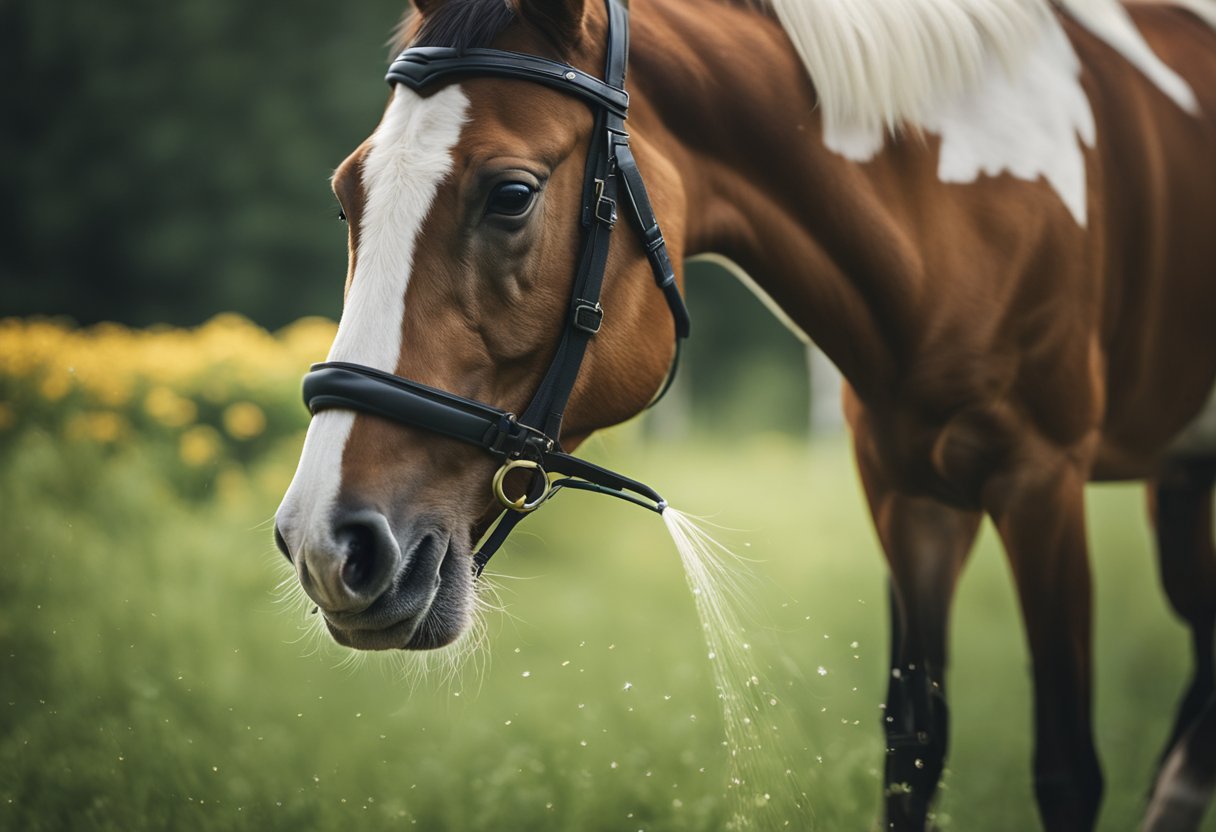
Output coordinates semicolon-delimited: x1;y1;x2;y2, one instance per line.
513;0;587;49
413;0;443;15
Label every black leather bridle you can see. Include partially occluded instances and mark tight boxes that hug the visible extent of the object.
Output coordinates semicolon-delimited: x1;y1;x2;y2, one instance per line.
302;0;690;576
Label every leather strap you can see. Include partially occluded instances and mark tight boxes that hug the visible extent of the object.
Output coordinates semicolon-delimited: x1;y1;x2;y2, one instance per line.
386;47;629;118
304;362;553;459
305;362;664;506
616;143;691;337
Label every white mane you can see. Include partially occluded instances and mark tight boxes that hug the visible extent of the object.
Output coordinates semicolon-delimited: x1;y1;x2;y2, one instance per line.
765;0;1206;140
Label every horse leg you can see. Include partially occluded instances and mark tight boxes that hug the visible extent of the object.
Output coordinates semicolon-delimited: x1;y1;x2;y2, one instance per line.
856;453;981;830
986;460;1103;831
1143;456;1216;832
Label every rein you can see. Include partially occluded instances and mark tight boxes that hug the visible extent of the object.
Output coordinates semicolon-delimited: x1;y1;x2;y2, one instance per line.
301;0;691;576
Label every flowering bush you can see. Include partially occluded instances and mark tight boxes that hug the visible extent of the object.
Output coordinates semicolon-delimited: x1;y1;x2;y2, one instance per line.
0;314;336;496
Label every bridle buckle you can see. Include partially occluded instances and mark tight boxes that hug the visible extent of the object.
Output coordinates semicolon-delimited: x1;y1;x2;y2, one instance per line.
593;178;618;226
492;459;553;513
572;301;604;334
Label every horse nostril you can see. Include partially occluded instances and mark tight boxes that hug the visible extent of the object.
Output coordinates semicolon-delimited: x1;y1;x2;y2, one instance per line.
274;524;292;563
339;523;376;591
296;512;402;614
333;519;401;597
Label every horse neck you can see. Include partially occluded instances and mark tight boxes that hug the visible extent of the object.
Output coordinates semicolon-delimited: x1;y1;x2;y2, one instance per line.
628;0;920;398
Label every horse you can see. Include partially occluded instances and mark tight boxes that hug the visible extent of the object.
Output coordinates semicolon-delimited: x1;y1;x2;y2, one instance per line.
273;0;1216;828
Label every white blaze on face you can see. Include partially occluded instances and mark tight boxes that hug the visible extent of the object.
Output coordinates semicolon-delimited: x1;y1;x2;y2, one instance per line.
276;85;470;551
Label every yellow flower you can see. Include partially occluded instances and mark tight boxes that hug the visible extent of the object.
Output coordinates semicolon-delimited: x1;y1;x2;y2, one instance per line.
88;376;134;408
277;317;338;366
222;401;266;440
66;411;127;444
144;386;197;428
39;371;73;402
179;425;222;466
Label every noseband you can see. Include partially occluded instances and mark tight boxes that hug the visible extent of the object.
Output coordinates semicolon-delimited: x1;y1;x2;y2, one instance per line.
301;0;690;576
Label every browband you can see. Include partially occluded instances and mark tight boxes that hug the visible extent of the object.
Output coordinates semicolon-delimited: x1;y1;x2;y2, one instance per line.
387;47;630;118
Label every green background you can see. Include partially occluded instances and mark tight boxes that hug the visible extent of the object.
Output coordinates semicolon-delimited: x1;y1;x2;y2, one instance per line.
1;0;1209;828
0;431;1200;830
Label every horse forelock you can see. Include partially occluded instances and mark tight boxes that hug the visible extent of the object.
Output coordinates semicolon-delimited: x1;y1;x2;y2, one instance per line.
391;0;517;55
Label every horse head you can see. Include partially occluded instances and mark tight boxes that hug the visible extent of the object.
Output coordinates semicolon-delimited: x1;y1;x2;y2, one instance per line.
274;0;684;650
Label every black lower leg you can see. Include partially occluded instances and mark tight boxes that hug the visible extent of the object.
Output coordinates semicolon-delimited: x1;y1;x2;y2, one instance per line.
1153;458;1216;774
883;663;949;829
883;583;949;830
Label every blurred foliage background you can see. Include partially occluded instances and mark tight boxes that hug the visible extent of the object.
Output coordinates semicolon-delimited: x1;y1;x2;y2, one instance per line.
2;0;394;328
0;0;812;440
0;0;1206;830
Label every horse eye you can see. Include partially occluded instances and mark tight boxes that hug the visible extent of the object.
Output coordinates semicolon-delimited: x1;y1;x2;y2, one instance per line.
485;182;536;218
337;208;347;223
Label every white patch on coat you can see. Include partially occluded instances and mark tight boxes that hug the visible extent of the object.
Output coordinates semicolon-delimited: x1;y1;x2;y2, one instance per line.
1166;0;1216;31
769;0;1206;226
818;7;1095;225
927;11;1096;225
276;85;470;554
1059;0;1200;114
767;0;1045;145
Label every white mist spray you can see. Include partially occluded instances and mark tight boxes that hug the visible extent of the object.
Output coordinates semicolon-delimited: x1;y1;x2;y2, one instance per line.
662;507;811;830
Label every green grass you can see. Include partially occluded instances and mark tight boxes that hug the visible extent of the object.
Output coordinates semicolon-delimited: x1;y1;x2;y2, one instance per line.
0;426;1210;831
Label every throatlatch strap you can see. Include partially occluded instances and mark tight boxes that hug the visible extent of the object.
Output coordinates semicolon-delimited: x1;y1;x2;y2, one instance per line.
616;144;691;338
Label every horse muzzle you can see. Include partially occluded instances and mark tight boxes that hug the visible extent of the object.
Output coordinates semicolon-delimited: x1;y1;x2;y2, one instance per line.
275;508;467;650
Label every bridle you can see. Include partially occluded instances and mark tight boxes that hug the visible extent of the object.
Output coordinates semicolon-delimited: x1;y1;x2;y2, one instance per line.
301;0;690;576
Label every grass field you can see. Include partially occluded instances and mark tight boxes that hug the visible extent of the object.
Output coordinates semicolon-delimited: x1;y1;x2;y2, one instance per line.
1;423;1211;831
